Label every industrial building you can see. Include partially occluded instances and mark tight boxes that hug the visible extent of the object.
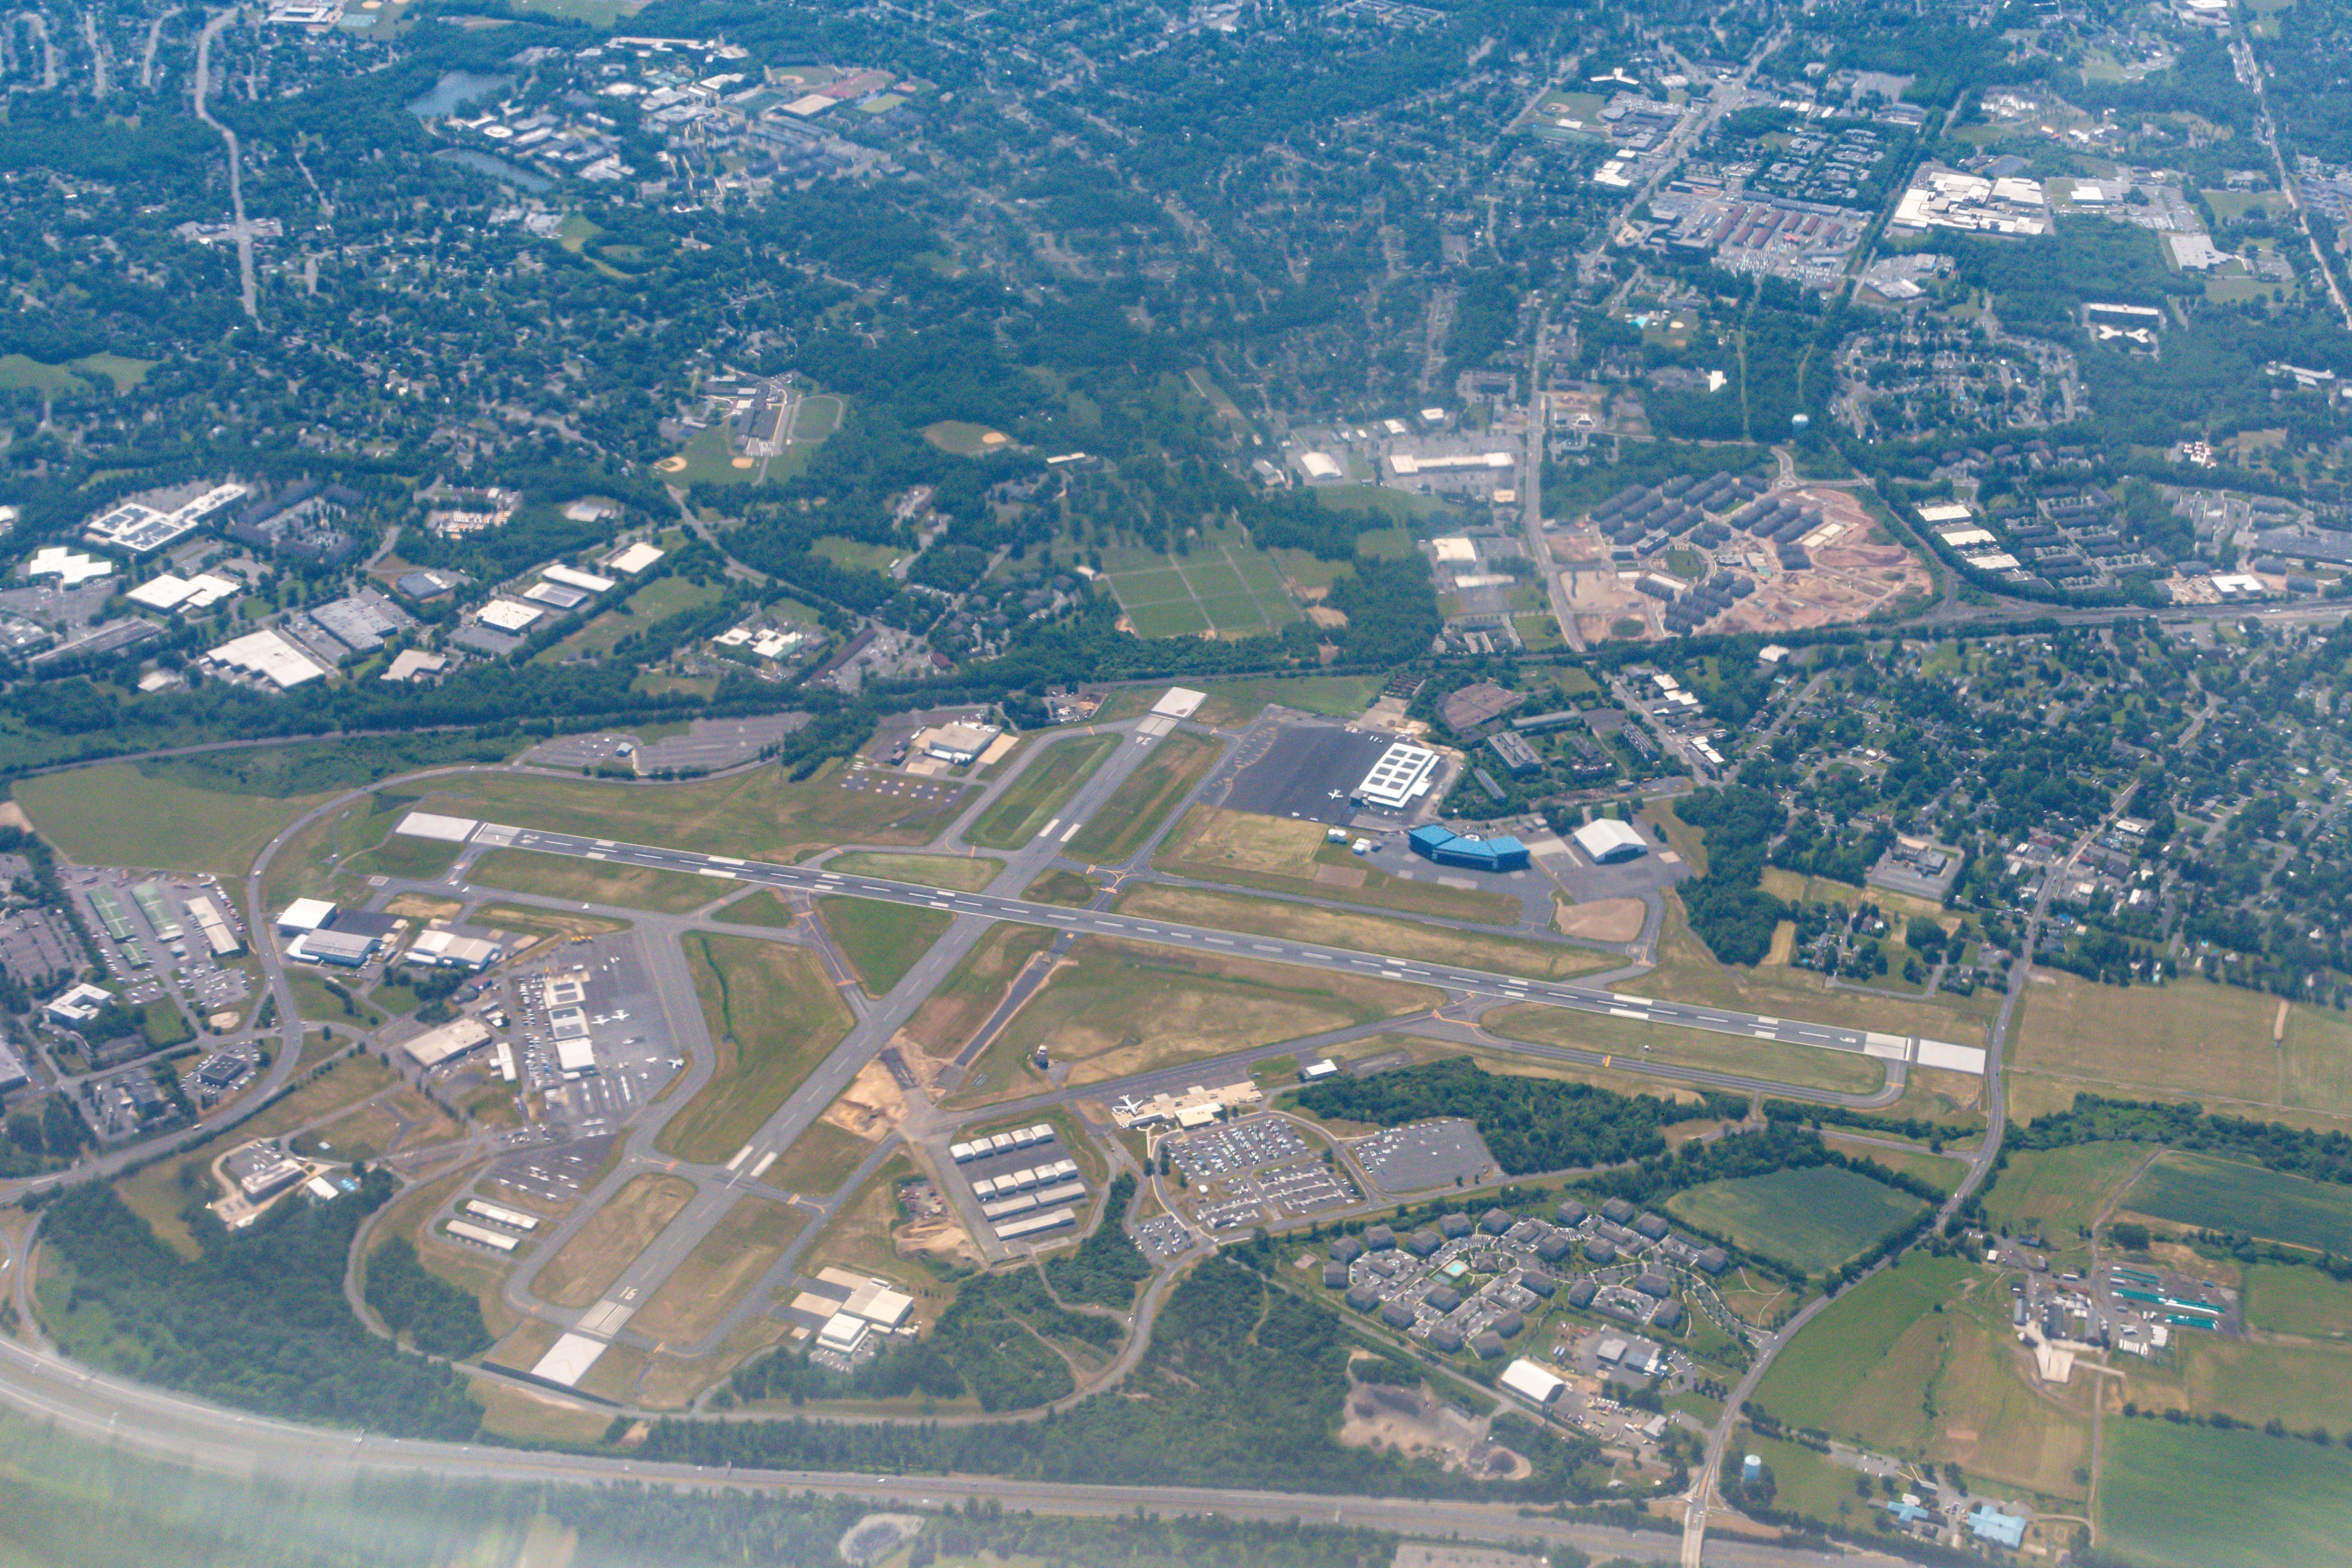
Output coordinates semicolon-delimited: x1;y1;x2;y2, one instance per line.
223;1141;307;1203
289;927;379;967
1571;818;1649;865
404;928;503;970
399;1016;492;1069
43;981;117;1026
1407;823;1530;873
1353;741;1442;810
1505;1354;1562;1401
83;483;248;555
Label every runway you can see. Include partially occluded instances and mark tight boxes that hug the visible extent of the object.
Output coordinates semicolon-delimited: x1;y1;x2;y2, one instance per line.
462;821;1987;1078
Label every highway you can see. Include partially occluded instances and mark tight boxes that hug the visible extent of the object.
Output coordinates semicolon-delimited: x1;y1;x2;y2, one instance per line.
468;821;1986;1081
0;1211;1838;1565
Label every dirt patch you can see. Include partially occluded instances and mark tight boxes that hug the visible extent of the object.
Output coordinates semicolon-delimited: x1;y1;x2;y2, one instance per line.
822;1058;909;1139
0;802;32;832
1307;605;1349;628
1555;896;1645;943
386;893;466;922
896;1211;986;1269
1337;1380;1530;1481
1315;863;1369;889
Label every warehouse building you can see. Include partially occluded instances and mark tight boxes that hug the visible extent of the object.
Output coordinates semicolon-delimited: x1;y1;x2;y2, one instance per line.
1354;741;1442;810
1571;818;1649;865
1407;823;1530;873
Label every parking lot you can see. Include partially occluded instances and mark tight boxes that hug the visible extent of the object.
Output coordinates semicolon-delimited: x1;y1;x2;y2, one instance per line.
500;935;681;1135
486;1131;618;1208
1218;724;1399;825
1350;1119;1497;1194
1168;1118;1309;1181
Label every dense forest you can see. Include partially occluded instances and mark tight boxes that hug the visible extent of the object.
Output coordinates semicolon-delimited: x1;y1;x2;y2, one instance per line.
38;1175;483;1440
1043;1173;1151;1309
642;1256;1609;1502
1672;785;1789;965
1295;1059;1748;1177
362;1237;492;1361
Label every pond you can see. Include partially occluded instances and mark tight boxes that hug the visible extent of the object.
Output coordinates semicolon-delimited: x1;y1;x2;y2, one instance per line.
433;148;550;193
406;71;509;119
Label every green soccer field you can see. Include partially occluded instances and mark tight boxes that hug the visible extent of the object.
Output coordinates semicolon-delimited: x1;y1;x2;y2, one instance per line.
1100;527;1301;640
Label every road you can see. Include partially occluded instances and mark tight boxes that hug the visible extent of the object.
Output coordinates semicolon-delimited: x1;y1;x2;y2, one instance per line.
192;9;258;321
1677;774;2129;1564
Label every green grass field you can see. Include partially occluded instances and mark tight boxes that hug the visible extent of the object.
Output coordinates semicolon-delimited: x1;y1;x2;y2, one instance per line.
922;419;1008;456
535;576;726;664
2243;1263;2352;1340
1101;525;1301;640
659;934;853;1162
1190;674;1383;727
1064;730;1218;864
2099;1420;2352;1568
15;764;338;879
811;535;903;575
1979;1142;2149;1256
0;351;155;396
818;898;953;995
468;847;723;915
667;422;757;486
1750;1253;1971;1443
965;734;1120;849
407;762;964;864
2124;1152;2352;1254
823;850;999;890
1666;1166;1926;1274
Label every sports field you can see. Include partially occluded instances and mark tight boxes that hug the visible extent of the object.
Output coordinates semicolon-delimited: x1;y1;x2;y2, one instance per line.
2123;1151;2352;1254
1666;1165;1926;1274
1100;524;1301;639
2100;1419;2352;1568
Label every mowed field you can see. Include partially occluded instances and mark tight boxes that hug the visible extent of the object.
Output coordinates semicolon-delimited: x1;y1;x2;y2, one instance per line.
1754;1251;2092;1498
533;1173;698;1308
817;897;953;996
2243;1263;2352;1339
822;850;1000;890
1100;525;1302;640
2015;973;2352;1115
626;1196;803;1347
2122;1151;2352;1255
1064;730;1219;864
1492;1006;1886;1097
953;935;1440;1103
892;923;1058;1061
15;763;338;879
2099;1419;2352;1568
1621;897;1997;1044
1154;805;1522;925
1116;884;1614;983
407;760;965;864
1753;1253;1971;1448
964;733;1120;849
659;934;855;1162
1665;1165;1926;1274
1979;1142;2150;1262
469;847;724;915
